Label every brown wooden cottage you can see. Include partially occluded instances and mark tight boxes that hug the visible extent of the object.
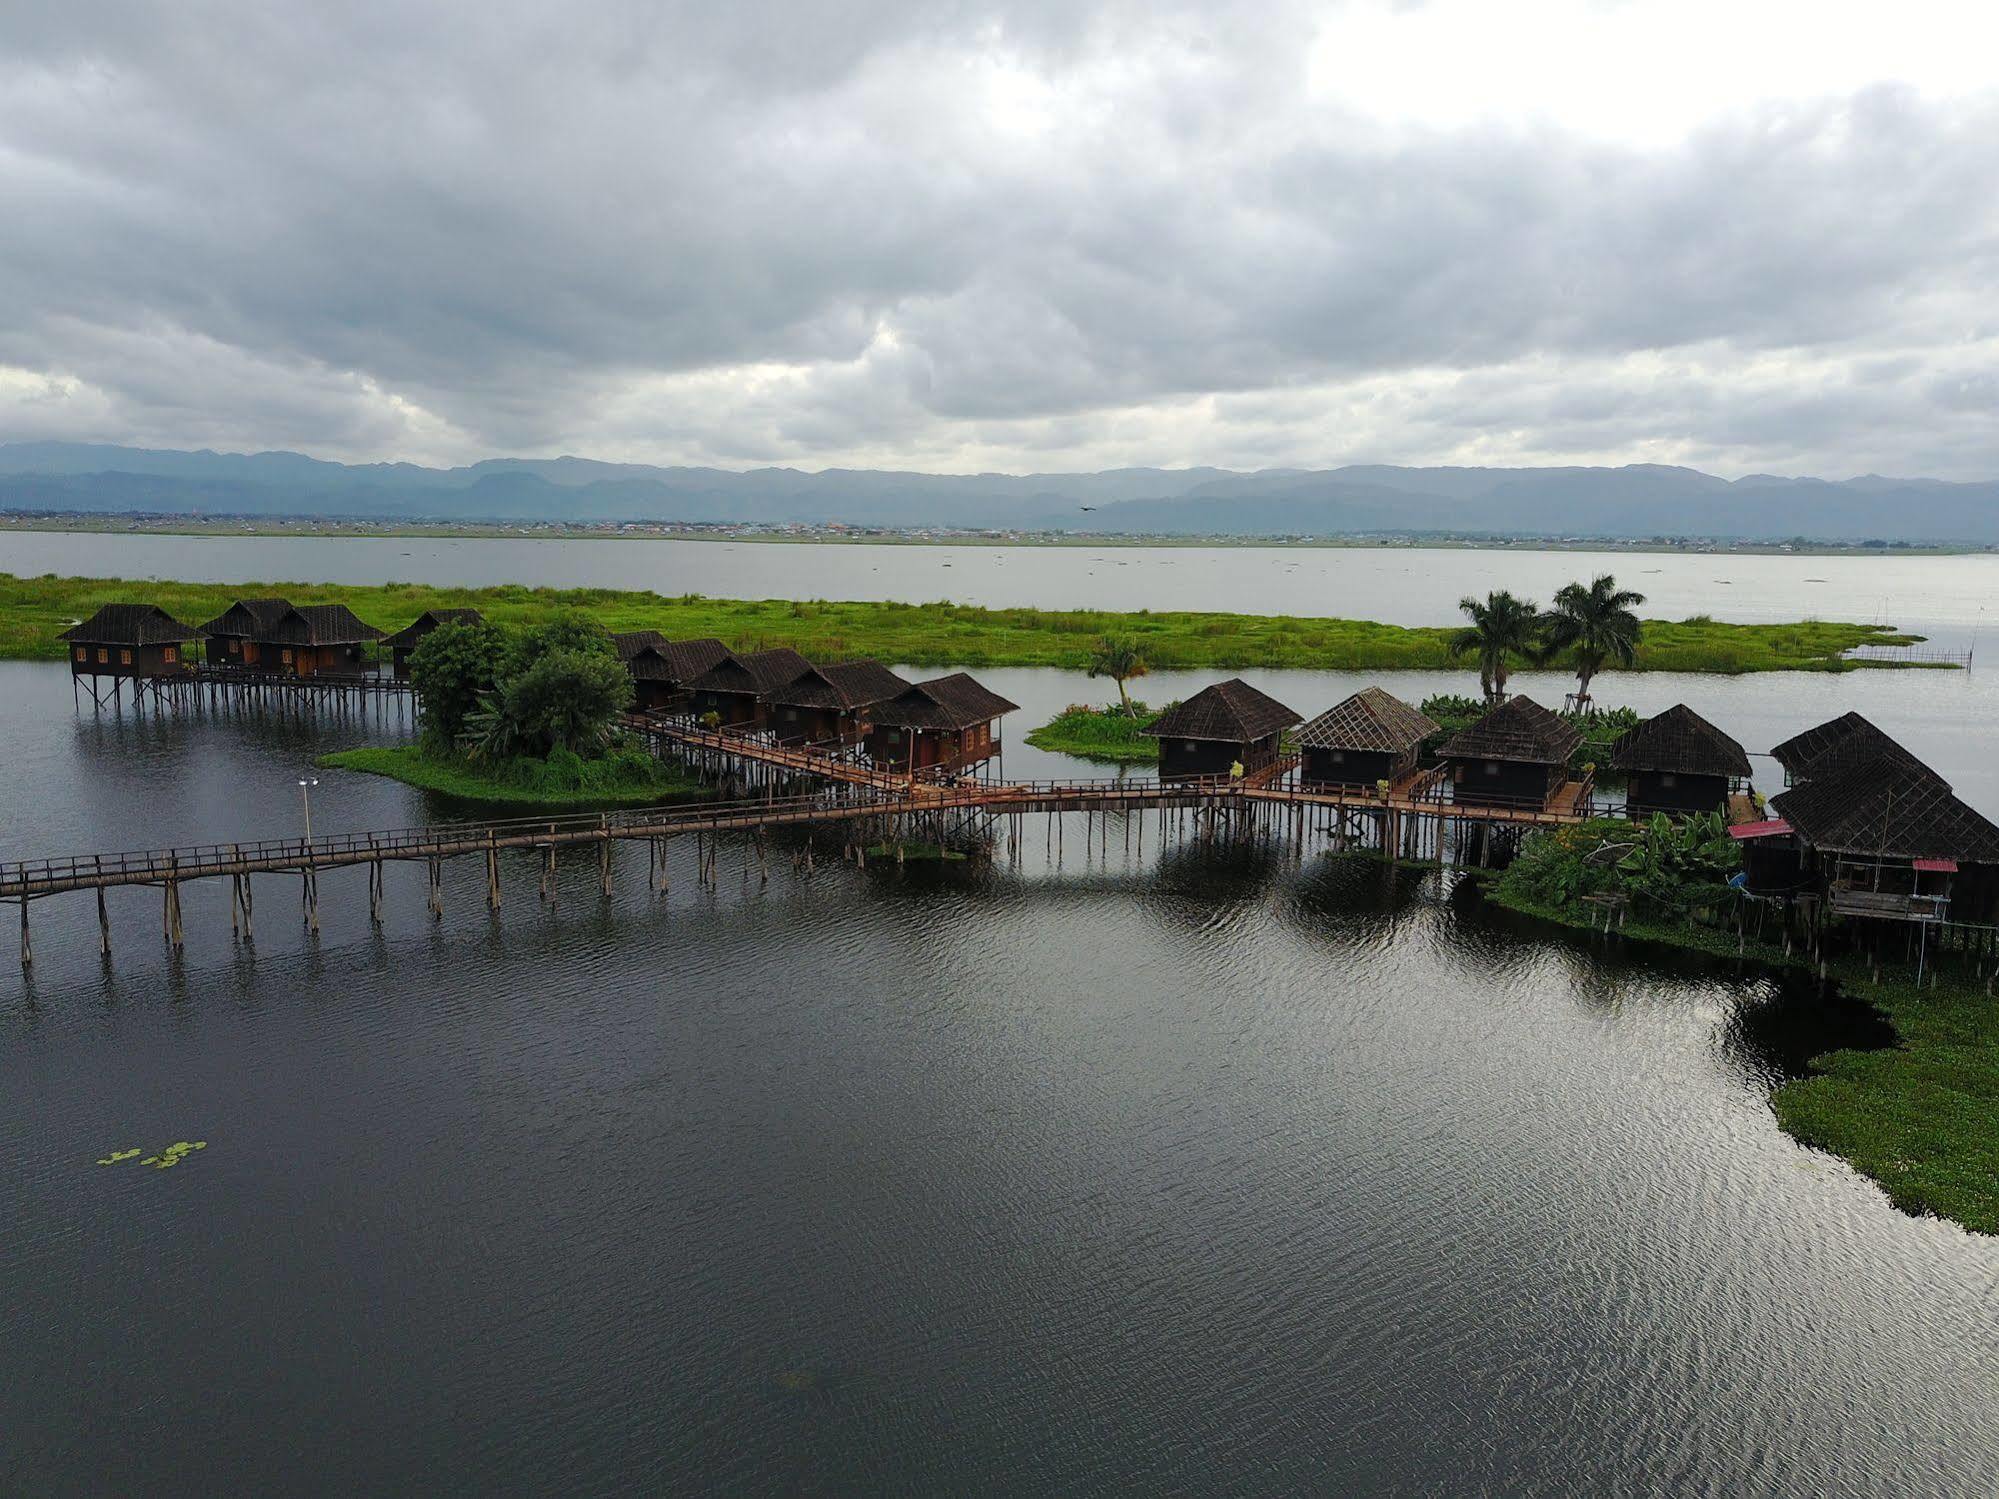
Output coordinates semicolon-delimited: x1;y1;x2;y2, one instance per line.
1437;696;1582;810
383;608;485;679
58;605;205;697
198;598;295;669
1142;679;1301;781
1610;703;1752;818
765;659;911;747
197;600;383;677
611;631;730;712
865;673;1019;776
1770;741;1999;925
1769;711;1924;785
684;647;812;730
1295;688;1438;791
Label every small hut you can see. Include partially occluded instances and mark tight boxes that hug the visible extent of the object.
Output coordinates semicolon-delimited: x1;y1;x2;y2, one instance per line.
1610;703;1752;818
1142;679;1301;781
1770;711;1923;785
383;608;484;679
684;647;812;730
1771;750;1999;923
866;673;1019;776
765;659;911;746
1295;688;1438;791
1437;696;1582;810
611;631;730;712
198;598;294;669
58;605;206;699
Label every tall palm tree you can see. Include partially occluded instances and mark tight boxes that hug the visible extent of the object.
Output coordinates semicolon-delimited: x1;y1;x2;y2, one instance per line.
1541;574;1646;709
1087;634;1148;718
1450;591;1542;703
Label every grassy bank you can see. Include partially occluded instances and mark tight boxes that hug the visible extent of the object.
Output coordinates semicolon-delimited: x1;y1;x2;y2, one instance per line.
1479;845;1999;1235
1024;703;1164;762
319;744;705;810
0;571;1926;674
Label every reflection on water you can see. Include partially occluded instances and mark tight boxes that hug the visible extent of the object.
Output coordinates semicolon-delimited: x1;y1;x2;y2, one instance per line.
3;663;1998;1495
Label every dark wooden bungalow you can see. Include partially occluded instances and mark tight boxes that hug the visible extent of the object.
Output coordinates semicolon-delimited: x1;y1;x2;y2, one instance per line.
611;631;730;712
199;601;383;677
765;659;911;747
865;673;1019;776
59;605;205;688
383;608;484;679
684;647;812;730
1770;746;1999;924
1610;703;1752;818
1769;711;1924;785
198;597;295;669
1142;679;1301;781
1437;695;1583;810
1295;687;1438;791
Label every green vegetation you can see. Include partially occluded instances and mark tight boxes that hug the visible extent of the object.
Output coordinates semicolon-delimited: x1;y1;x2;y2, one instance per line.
1419;694;1641;779
1542;574;1647;707
1486;820;1999;1235
1025;701;1165;763
0;571;1927;674
1086;633;1149;716
1451;588;1546;700
863;842;971;862
319;743;703;809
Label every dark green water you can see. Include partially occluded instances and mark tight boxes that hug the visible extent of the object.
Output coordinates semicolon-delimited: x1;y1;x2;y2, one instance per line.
3;663;1997;1496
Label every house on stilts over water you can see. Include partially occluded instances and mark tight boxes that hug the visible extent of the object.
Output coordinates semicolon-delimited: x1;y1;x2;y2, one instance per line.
764;659;910;747
1437;696;1584;811
1611;703;1753;819
865;673;1019;777
684;647;813;731
1295;687;1438;791
59;604;207;705
198;600;384;677
610;631;730;713
1143;678;1301;781
382;608;485;679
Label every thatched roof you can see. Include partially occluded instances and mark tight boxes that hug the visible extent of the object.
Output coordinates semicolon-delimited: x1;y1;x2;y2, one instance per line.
610;629;670;662
1771;755;1999;862
1296;688;1437;754
770;659;910;711
198;597;293;635
870;673;1020;731
1144;679;1301;744
1770;712;1924;781
1438;696;1582;765
382;608;483;649
687;647;812;697
611;633;729;684
59;603;207;645
1610;703;1752;777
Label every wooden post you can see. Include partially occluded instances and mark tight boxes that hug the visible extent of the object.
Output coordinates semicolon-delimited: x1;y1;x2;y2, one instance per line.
18;897;30;969
487;832;501;911
99;883;111;956
599;815;612;896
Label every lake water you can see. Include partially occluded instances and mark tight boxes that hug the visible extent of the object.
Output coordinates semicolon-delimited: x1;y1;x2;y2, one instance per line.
5;655;1999;1496
4;530;1997;648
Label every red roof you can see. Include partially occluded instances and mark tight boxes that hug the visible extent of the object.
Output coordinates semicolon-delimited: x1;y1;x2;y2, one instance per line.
1913;857;1959;873
1728;818;1793;840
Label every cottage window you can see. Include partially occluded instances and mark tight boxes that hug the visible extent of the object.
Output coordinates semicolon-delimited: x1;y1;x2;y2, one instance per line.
1330;749;1346;763
163;646;177;663
281;649;293;664
228;638;240;654
1184;740;1198;753
74;647;87;662
1659;772;1678;788
97;648;109;663
120;649;132;665
784;707;798;722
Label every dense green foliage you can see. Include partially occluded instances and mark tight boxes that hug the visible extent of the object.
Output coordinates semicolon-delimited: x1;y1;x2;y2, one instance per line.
408;606;632;760
1543;574;1647;704
1495;813;1742;917
1086;634;1149;717
1024;701;1166;762
0;571;1926;674
318;743;699;808
408;617;508;742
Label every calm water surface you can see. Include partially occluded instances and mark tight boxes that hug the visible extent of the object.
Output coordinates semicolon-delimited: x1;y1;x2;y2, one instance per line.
5;531;1996;646
4;661;1998;1495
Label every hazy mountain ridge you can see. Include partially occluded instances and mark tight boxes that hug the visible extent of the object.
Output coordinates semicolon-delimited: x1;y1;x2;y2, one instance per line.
0;443;1993;542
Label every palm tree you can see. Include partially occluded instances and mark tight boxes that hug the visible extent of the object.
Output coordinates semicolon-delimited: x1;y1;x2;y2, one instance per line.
1450;591;1542;703
1542;574;1646;709
1087;634;1149;718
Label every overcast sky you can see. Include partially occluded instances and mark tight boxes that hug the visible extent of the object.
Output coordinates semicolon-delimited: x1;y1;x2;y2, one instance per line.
3;0;1996;476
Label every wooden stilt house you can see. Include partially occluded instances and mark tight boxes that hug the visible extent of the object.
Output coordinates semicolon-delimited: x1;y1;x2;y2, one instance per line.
684;647;812;730
1295;688;1438;791
1142;679;1301;781
1438;696;1583;811
764;660;911;747
1610;703;1752;818
611;632;730;712
383;608;484;679
58;605;205;694
1770;711;1924;785
865;673;1019;776
198;598;294;669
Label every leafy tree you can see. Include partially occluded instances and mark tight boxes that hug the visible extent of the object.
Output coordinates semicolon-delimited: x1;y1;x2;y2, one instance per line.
1087;634;1149;718
500;609;615;681
1541;574;1646;707
408;618;508;745
1449;591;1542;702
498;648;633;756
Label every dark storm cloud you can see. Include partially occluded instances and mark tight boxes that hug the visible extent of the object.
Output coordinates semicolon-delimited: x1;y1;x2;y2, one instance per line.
2;0;1995;473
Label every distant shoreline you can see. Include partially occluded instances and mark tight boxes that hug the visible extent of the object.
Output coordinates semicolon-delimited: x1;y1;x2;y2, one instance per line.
0;515;1987;558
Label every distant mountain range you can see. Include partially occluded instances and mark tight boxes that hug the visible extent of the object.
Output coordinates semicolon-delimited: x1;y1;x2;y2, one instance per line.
2;442;1995;544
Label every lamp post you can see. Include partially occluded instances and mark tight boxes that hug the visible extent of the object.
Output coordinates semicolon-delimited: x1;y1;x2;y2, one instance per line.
298;777;319;843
